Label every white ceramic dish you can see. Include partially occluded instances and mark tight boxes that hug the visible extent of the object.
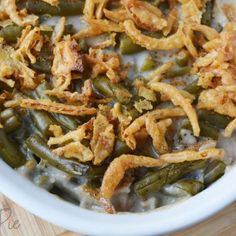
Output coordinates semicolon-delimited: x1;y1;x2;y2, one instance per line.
0;159;236;236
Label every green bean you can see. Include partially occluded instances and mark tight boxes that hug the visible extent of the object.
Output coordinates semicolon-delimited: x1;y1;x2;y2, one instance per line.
0;129;26;168
163;179;204;197
0;25;23;43
0;108;15;122
26;134;88;175
35;175;50;187
35;82;80;130
64;24;76;35
182;120;219;140
3;116;22;133
141;54;156;72
41;24;75;38
30;46;52;74
184;80;202;95
41;29;53;38
92;76;131;104
52;114;79;130
204;159;225;185
134;160;206;199
92;76;114;98
120;34;144;55
85;165;108;188
0;108;22;133
199;122;219;140
31;56;51;73
201;0;213;26
198;109;232;129
86;165;108;179
128;107;141;119
30;110;55;137
135;138;159;158
79;39;89;53
143;31;163;38
167;66;191;78
112;84;132;104
21;0;85;16
57;0;85;15
176;51;189;67
112;139;132;157
35;82;53;99
121;104;141;119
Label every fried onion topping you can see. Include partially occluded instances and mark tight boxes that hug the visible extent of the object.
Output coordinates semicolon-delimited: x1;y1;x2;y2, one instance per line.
149;82;200;136
91;113;115;165
3;0;38;26
5;98;97;116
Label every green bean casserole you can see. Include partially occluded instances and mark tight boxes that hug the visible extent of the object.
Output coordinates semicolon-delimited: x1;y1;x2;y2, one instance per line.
0;0;235;213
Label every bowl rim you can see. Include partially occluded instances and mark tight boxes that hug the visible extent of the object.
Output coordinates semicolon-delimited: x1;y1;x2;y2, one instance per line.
0;160;236;236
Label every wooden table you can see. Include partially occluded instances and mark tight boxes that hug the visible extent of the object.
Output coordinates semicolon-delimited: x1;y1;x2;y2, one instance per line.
0;193;235;236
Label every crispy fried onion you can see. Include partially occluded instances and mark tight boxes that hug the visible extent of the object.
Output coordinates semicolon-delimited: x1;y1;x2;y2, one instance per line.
53;142;94;162
100;155;165;199
84;0;108;19
42;0;59;6
147;61;174;82
182;23;219;57
103;8;128;23
87;48;122;83
134;99;153;113
0;19;13;27
48;122;90;146
179;90;196;103
122;0;167;32
198;86;236;117
224;118;236;137
49;122;94;162
122;107;185;149
179;0;203;23
51;36;84;91
91;33;117;49
112;103;132;131
146;117;172;154
193;23;236;88
15;26;43;64
222;3;236;22
160;148;224;163
73;19;124;39
0;5;8;21
51;17;66;44
0;44;36;89
123;19;184;51
46;79;93;104
5;98;97;116
163;8;177;36
149;82;200;136
190;23;220;41
2;0;38;26
134;80;157;102
198;67;236;89
49;124;63;137
91;113;115;165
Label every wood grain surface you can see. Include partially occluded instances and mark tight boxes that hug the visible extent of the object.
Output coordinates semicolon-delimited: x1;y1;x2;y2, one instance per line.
0;193;235;236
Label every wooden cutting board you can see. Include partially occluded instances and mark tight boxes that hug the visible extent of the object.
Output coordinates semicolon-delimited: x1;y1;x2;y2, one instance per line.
0;193;235;236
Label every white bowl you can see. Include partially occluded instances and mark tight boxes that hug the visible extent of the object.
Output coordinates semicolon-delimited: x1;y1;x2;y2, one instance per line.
0;159;236;235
